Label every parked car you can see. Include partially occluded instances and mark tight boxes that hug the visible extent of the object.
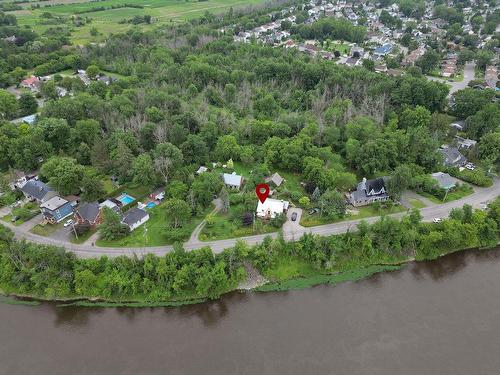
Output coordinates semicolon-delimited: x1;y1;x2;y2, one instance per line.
64;219;74;227
433;218;443;223
10;215;19;222
291;212;298;221
465;163;475;171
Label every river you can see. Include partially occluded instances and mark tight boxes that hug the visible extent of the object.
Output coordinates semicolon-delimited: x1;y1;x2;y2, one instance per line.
2;247;500;375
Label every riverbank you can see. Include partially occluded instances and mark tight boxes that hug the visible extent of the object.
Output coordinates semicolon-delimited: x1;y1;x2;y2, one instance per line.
0;201;498;308
0;246;492;308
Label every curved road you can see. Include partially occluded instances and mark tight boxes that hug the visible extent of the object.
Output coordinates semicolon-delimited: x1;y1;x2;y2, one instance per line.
427;61;476;95
1;180;498;258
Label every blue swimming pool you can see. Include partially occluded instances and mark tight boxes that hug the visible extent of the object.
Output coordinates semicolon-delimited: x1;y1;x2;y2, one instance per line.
146;202;157;209
116;193;135;205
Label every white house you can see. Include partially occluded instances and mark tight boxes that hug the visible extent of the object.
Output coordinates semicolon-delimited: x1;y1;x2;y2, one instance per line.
121;207;149;231
256;198;289;219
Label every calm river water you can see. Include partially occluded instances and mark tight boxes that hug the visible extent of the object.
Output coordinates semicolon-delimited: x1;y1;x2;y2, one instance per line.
2;248;500;375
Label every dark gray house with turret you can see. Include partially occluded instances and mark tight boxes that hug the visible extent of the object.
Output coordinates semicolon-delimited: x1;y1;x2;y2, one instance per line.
348;177;389;207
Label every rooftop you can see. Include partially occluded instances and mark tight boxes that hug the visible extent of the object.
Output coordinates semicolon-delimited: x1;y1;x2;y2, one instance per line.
40;196;69;211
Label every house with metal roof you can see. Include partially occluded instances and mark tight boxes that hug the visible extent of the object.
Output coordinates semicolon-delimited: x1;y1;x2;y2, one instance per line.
222;172;243;190
121;207;149;231
20;180;57;203
40;196;74;223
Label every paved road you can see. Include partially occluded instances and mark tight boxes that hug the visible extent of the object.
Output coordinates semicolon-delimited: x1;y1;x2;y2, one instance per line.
1;180;498;258
427;61;476;95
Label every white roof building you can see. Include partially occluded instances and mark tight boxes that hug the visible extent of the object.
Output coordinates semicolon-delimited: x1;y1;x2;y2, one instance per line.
256;198;289;219
222;172;243;189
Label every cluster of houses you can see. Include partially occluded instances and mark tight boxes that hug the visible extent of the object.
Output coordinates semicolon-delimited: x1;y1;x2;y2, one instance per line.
20;75;68;97
13;172;163;233
438;135;478;170
229;0;499;83
441;53;458;78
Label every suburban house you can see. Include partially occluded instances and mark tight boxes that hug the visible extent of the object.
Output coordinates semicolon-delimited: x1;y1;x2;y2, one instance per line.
431;172;457;191
121;207;149;231
20;76;40;90
99;198;122;213
40;196;74;224
256;198;289;219
373;43;393;58
265;172;284;187
150;187;165;201
222;172;243;190
75;202;103;228
455;136;477;151
20;180;57;203
10;170;38;190
439;146;467;168
348;177;389;207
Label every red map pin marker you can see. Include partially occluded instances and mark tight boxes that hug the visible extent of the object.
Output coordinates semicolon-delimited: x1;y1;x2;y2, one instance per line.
255;183;270;203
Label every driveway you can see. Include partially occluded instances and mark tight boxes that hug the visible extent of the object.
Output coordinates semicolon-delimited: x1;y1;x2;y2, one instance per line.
283;207;304;239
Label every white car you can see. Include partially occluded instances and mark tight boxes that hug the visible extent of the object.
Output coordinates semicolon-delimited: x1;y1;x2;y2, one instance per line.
64;219;74;227
433;218;443;223
465;163;475;171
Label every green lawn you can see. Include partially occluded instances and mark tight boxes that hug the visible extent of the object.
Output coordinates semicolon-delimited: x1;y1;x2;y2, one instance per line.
300;203;407;227
215;161;306;204
1;214;25;226
199;209;277;241
96;203;212;247
409;198;426;209
419;184;474;204
262;256;318;281
30;222;64;236
70;228;97;244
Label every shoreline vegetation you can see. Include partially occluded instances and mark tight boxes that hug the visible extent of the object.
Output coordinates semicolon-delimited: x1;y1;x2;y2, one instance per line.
0;199;499;308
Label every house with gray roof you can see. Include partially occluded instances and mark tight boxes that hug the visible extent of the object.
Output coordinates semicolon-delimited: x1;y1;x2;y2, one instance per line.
348;177;389;207
121;207;149;231
265;172;284;187
431;172;457;191
75;202;103;227
439;146;467;168
20;180;57;203
222;172;243;190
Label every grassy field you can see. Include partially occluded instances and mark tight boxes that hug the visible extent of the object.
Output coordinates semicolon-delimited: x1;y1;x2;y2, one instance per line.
409;198;426;209
30;221;64;236
419;184;474;204
9;0;270;43
300;204;407;227
96;203;212;247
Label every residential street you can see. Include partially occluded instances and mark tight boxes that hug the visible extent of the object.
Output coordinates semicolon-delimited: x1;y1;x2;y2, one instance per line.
427;61;476;95
1;179;498;258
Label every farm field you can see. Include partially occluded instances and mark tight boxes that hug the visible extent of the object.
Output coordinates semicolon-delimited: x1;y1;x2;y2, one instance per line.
7;0;270;43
